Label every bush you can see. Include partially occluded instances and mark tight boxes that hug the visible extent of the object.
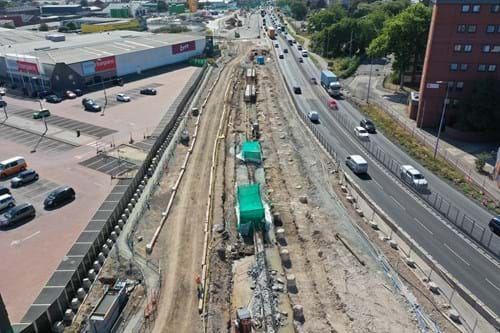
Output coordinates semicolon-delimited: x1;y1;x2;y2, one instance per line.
474;152;491;172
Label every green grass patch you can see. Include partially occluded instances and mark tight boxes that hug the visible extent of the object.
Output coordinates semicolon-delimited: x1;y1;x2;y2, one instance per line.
360;104;500;215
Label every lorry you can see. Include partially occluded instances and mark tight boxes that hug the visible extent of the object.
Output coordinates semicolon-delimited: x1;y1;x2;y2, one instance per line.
268;26;275;39
320;70;341;97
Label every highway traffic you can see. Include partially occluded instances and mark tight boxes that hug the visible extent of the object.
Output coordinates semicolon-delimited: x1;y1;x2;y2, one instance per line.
265;12;500;316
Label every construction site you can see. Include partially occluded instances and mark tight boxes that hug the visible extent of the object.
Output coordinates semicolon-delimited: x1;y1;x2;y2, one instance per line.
52;29;481;333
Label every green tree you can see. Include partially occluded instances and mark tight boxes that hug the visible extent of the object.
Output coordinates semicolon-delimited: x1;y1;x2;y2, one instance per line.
367;4;431;89
157;0;167;12
307;4;346;32
39;23;49;31
456;77;500;132
289;0;307;20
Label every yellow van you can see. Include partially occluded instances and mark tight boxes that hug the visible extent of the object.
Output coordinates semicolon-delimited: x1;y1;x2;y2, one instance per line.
0;156;27;178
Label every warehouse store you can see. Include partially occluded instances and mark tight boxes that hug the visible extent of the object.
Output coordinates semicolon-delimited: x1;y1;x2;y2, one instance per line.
0;31;206;95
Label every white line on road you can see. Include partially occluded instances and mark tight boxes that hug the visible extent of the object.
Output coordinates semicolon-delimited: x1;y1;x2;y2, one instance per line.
485;278;500;293
444;243;470;267
414;218;434;235
390;195;405;210
10;231;41;246
372;179;383;189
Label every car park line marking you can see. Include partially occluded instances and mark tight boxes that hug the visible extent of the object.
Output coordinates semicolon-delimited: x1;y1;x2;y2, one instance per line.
485;278;500;293
390;196;405;211
10;231;40;246
444;243;470;266
414;217;434;235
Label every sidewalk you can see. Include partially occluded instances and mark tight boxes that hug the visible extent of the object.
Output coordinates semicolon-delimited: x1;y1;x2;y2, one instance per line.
345;64;500;203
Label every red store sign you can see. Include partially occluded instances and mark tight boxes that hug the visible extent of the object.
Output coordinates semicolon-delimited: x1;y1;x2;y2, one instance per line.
17;60;39;75
172;41;196;55
95;56;116;72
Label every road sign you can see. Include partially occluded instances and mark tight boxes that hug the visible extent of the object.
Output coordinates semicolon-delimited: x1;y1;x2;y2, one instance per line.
426;83;439;89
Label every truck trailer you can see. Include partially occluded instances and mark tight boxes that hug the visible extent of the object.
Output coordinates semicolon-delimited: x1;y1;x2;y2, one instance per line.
268;26;275;39
320;70;341;97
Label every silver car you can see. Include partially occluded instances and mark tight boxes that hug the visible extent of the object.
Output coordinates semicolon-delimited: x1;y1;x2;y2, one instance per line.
11;169;39;188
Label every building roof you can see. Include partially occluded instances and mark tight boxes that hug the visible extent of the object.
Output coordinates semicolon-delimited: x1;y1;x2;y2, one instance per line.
0;31;204;64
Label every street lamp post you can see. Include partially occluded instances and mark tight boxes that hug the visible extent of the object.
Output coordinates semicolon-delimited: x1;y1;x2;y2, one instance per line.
366;57;373;103
433;81;451;159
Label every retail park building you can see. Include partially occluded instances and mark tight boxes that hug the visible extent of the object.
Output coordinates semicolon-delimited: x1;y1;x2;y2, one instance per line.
0;28;206;94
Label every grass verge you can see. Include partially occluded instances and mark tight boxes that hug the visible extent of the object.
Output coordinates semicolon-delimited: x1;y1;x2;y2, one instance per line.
331;56;360;79
360;103;500;214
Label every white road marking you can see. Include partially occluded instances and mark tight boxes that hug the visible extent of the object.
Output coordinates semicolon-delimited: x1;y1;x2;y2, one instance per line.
10;231;41;246
485;278;500;293
414;217;434;235
372;179;383;189
390;195;405;210
444;243;470;266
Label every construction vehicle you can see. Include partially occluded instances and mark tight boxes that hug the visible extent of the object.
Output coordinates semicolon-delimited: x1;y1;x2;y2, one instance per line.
234;308;252;333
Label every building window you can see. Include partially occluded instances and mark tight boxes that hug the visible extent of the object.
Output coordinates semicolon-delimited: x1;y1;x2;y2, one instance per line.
492;45;500;53
450;63;458;71
462;4;470;12
488;64;497;72
478;64;486;71
454;44;462;52
472;4;480;12
457;24;466;33
456;82;464;91
492;4;500;12
464;44;473;52
498;25;500;33
452;99;461;108
467;24;477;33
460;63;468;71
486;24;496;33
482;45;491;52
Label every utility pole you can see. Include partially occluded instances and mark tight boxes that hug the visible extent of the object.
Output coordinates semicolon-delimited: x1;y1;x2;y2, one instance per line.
349;30;353;57
433;81;450;159
366;57;373;103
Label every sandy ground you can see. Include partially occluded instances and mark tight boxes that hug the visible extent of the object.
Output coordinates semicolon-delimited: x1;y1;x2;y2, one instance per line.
256;59;422;332
152;44;250;333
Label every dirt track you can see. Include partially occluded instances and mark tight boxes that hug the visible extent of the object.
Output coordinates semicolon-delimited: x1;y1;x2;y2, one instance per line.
152;45;248;333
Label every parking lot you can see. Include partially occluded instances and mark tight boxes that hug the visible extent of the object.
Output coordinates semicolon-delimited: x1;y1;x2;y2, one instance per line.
0;65;199;322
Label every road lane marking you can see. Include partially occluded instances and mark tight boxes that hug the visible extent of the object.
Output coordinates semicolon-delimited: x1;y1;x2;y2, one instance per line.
390;196;405;211
10;231;41;246
444;243;470;266
414;218;434;235
373;179;383;189
485;278;500;293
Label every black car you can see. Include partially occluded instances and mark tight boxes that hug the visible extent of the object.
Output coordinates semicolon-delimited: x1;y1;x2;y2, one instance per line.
46;94;62;103
360;119;376;133
0;99;6;108
0;203;35;227
0;186;10;196
11;169;39;188
83;99;102;112
489;216;500;236
74;89;83;97
44;186;75;209
140;88;157;95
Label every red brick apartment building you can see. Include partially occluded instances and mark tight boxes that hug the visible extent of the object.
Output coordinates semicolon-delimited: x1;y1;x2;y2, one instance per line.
416;0;500;131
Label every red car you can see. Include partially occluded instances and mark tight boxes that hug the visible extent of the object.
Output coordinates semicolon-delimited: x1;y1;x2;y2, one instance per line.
327;99;338;110
64;90;77;99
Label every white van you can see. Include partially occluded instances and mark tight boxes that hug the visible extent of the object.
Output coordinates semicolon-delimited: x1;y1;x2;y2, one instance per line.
346;155;368;174
0;194;15;211
400;165;428;190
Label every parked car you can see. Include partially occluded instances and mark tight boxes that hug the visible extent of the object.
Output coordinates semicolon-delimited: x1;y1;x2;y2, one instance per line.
140;88;157;95
46;94;62;103
11;169;39;188
64;90;77;99
0;186;10;196
116;93;131;102
44;186;75;209
308;111;319;123
82;97;91;106
346;155;368;174
74;89;83;97
0;99;7;108
83;99;101;112
0;156;27;178
38;90;53;99
489;216;500;236
399;165;428;191
33;108;51;119
0;194;15;211
360;119;376;133
354;126;370;140
0;203;35;227
0;87;6;96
